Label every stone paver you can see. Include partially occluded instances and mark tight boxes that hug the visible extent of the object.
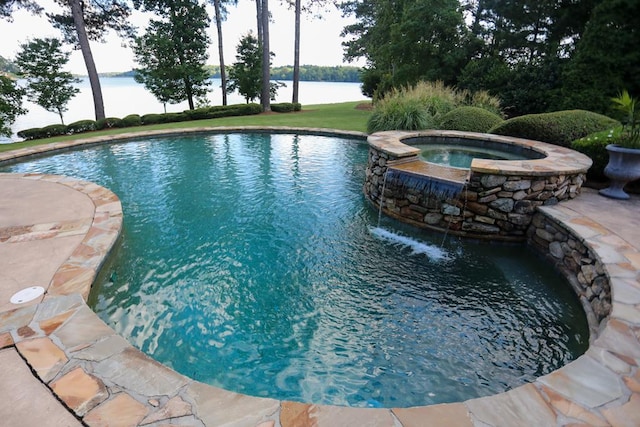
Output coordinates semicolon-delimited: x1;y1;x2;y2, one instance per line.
0;130;638;426
50;367;109;416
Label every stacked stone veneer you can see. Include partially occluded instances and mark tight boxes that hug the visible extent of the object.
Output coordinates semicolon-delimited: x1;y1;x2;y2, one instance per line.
365;130;593;241
528;210;611;332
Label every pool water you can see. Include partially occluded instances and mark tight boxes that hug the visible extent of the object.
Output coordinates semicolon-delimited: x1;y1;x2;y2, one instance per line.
1;133;589;408
417;143;529;169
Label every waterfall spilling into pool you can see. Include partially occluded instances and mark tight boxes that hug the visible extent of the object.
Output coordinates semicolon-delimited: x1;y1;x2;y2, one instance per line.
386;168;465;200
0;131;589;408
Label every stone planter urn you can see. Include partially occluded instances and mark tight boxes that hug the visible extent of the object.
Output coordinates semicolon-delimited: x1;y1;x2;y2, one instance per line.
599;144;640;200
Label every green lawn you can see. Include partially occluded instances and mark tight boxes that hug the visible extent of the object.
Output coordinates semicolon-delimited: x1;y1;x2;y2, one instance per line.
1;101;372;153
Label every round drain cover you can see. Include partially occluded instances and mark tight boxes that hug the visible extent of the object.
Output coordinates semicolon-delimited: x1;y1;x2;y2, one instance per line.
10;286;45;304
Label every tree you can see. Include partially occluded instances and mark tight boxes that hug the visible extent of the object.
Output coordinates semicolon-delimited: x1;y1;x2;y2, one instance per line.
259;0;271;112
561;0;640;114
0;0;41;20
227;31;282;103
0;75;26;137
285;0;331;103
227;32;262;103
341;0;470;98
209;0;238;106
132;0;212;110
15;38;79;124
48;0;133;120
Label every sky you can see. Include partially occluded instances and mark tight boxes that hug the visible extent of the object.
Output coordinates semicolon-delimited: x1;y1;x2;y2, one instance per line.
0;0;365;75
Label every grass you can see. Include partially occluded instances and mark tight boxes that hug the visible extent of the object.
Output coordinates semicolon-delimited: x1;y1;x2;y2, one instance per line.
1;101;372;153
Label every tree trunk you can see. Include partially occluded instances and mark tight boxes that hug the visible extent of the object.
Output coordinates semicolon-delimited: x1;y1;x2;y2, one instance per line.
292;0;300;104
256;0;263;47
70;0;105;120
260;0;270;112
213;0;228;106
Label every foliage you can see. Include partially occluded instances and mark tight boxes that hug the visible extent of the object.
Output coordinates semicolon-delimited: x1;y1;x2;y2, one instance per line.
133;0;211;111
96;117;124;129
67;119;96;134
0;75;27;137
269;65;361;83
367;97;432;133
40;123;68;137
341;0;470;96
560;0;640;114
610;90;640;149
437;106;503;133
48;0;134;120
270;103;302;113
0;0;42;20
227;32;262;103
489;110;620;147
367;81;503;132
16;127;42;140
48;0;133;45
15;38;79;124
572;128;622;180
227;32;282;104
122;114;142;127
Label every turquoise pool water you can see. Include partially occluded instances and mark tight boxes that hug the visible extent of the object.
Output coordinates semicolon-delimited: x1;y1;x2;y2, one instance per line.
417;143;529;169
1;133;589;408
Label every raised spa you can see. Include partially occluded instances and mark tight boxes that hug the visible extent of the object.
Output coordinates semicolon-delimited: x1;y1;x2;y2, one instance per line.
365;130;593;241
414;136;545;169
0;132;589;408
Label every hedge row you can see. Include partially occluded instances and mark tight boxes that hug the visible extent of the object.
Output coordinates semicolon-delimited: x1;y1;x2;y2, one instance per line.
16;102;301;141
488;110;619;147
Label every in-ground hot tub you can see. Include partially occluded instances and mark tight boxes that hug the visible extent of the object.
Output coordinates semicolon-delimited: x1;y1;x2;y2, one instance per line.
364;130;593;241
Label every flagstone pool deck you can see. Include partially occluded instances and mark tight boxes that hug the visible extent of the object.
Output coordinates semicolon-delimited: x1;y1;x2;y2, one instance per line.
0;131;639;426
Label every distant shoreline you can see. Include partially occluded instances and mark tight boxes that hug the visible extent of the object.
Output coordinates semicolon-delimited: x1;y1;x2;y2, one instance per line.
95;64;362;83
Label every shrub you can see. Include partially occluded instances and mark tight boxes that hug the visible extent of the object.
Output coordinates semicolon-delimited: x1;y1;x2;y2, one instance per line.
368;80;503;133
271;102;301;113
67;119;97;134
367;97;432;133
183;108;213;120
164;112;188;122
122;114;142;127
140;113;168;125
489;110;619;147
466;90;503;117
41;124;68;138
96;117;124;130
17;127;43;140
572;127;622;180
436;106;504;133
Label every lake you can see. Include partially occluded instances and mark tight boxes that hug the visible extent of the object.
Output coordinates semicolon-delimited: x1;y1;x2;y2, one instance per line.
3;77;366;143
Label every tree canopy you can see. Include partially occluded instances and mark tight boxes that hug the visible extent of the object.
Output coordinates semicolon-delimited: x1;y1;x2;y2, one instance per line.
0;75;26;137
15;37;79;124
132;0;212;110
342;0;639;116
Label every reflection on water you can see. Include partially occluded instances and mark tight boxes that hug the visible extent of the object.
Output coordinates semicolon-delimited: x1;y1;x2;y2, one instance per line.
0;133;589;408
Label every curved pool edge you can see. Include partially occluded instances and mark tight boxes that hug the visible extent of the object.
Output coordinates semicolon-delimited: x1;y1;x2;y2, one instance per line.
0;130;638;426
0;126;369;167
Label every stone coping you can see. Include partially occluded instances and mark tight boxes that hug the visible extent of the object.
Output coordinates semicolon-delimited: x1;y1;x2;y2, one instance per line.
0;128;638;426
367;130;593;176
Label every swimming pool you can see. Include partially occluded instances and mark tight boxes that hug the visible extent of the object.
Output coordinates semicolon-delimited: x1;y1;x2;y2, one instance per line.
1;132;589;408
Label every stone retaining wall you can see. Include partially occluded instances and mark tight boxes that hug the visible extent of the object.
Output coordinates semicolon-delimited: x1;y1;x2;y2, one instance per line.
365;130;592;241
527;210;611;333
